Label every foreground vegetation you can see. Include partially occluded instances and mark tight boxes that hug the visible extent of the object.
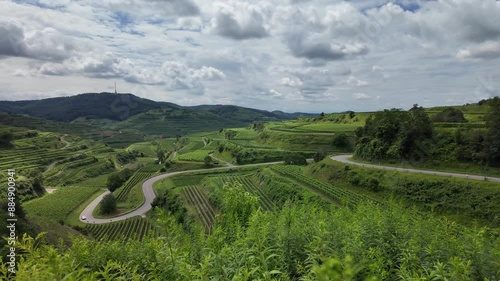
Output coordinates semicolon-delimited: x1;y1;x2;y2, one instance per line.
4;199;499;280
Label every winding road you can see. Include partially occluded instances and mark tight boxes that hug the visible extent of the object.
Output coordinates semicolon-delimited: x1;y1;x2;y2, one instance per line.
79;161;281;224
80;154;500;224
331;155;500;183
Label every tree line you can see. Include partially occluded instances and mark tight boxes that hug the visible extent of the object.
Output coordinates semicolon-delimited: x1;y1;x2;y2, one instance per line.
354;98;500;168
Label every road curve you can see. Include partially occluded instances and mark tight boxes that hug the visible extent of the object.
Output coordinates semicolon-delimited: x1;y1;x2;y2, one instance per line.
80;161;282;224
331;154;500;183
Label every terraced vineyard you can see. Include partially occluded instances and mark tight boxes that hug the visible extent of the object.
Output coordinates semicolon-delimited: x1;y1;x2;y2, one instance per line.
86;217;157;241
176;150;211;162
0;147;73;172
23;186;101;221
177;140;205;154
44;158;112;187
214;175;275;211
115;172;156;201
271;166;384;207
182;185;216;233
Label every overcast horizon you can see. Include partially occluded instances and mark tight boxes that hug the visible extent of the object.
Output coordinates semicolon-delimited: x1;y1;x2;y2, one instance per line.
1;0;499;113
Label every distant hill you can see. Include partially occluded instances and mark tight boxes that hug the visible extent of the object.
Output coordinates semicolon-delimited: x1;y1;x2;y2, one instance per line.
0;93;311;123
0;93;178;122
189;104;315;122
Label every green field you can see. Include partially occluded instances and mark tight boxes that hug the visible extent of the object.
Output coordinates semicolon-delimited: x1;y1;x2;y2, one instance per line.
86;217;157;241
23;186;101;221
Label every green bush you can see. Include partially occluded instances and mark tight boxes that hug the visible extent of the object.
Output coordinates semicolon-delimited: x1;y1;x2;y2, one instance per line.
106;169;134;192
284;152;307;165
99;194;117;214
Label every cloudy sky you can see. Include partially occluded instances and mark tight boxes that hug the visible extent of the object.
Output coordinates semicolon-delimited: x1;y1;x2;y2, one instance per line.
0;0;499;113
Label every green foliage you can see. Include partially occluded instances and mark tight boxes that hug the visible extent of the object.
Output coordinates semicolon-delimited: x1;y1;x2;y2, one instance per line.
355;105;434;161
432;107;467;123
182;185;216;232
204;155;212;165
154;146;171;164
257;169;330;208
220;182;259;228
308;160;500;227
224;129;238;140
23;186;100;221
86;217;157;241
486;97;500;165
106;169;134;192
6;202;499;280
331;132;349;148
221;141;313;164
284;152;308;165
176;150;211;162
0;129;13;147
152;188;187;225
313;151;326;163
347;171;382;192
116;150;139;165
447;98;500;167
273;165;381;208
250;121;265;131
213;174;275;210
99;194;117;214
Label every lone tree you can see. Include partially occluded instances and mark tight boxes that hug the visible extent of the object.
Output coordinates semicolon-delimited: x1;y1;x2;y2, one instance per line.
156;146;166;164
204;155;213;165
99;194;117;214
0;130;13;147
313;151;326;163
332;133;349;148
106;169;133;192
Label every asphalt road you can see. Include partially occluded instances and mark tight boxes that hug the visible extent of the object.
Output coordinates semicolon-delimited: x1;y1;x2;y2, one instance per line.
331;155;500;183
80;161;282;224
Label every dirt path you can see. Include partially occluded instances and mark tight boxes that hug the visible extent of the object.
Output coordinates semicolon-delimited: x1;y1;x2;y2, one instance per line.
61;134;71;149
331;155;500;183
44;135;72;173
43;134;72;193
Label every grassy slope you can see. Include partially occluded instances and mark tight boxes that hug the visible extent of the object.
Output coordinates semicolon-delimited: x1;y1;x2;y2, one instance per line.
305;158;500;228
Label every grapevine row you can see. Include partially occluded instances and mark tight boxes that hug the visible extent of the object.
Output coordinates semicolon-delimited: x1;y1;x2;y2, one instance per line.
271;166;385;208
216;175;275;211
182;185;216;233
115;172;155;201
86;217;156;241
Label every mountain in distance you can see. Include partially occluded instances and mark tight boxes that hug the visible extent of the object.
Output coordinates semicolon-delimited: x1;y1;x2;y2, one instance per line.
0;93;314;123
188;104;315;123
0;93;178;122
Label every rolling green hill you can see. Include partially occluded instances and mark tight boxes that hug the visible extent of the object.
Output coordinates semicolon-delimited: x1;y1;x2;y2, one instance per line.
0;93;311;123
0;93;178;122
